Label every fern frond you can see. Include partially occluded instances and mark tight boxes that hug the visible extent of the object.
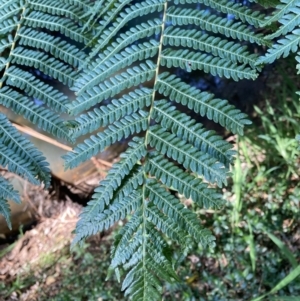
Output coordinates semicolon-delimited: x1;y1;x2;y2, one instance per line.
0;113;51;187
69;61;156;115
64;112;148;169
166;7;268;45
148;126;229;187
11;47;77;87
146;203;187;244
80;0;104;32
0;0;98;228
260;0;298;26
0;1;22;20
257;0;300;64
145;153;224;209
0;16;18;35
88;0;165;59
23;11;88;44
93;0;132;37
119;224;174;301
156;72;251;135
89;19;162;72
258;29;300;64
161;48;257;80
75;41;159;95
0;36;13;53
27;0;86;21
18;28;86;68
70;88;153;138
163;27;259;68
266;5;300;38
152;101;236;166
0;143;40;186
145;181;214;245
72;137;146;245
0;177;20;204
0;168;21;229
174;0;266;27
5;66;69;113
0;177;21;231
64;0;259;298
0;87;71;141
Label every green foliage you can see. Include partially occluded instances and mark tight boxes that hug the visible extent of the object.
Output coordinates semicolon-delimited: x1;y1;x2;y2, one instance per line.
0;0;93;224
258;0;300;64
1;0;300;300
64;1;264;299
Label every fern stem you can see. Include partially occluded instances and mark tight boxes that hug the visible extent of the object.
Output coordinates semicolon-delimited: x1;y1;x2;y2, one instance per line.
145;0;168;146
0;4;27;89
141;2;168;281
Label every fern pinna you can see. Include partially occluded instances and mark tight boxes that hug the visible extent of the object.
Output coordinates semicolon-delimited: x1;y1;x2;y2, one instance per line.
0;0;95;225
63;1;267;299
256;0;300;146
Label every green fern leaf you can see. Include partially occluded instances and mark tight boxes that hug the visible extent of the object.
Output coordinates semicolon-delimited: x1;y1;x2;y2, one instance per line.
148;125;229;187
0;86;71;141
23;11;88;43
86;19;162;78
156;72;252;135
69;61;156;114
70;88;153;138
0;113;51;187
18;28;87;67
74;41;159;95
0;177;21;230
66;0;262;298
174;0;266;27
257;0;300;64
166;7;268;45
0;0;95;226
163;27;259;68
64;112;148;169
260;0;298;26
145;153;224;209
71;137;147;244
0;0;266;298
160;48;257;80
11;47;77;87
151;101;236;166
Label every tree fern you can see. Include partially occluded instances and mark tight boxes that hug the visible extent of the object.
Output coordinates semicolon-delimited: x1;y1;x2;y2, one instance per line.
0;0;93;224
63;1;267;299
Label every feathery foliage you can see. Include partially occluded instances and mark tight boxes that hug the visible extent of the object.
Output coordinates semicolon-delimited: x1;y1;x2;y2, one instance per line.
258;0;300;64
63;0;267;299
0;0;93;224
1;0;299;300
